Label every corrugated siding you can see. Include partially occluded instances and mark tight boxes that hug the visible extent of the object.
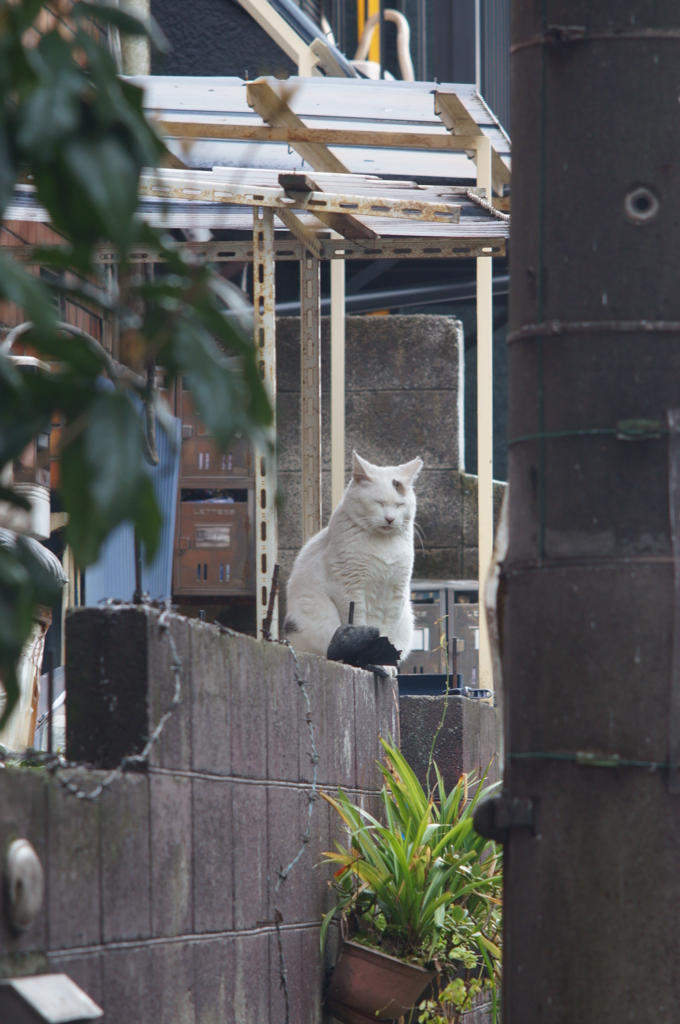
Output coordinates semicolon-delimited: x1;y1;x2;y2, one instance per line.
85;414;181;605
482;0;511;132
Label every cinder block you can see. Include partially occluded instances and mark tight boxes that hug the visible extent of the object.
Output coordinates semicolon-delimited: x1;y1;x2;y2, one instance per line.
399;695;500;796
194;936;235;1024
152;941;196;1024
150;774;193;938
269;927;301;1024
232;782;268;930
147;610;192;771
230;636;268;779
47;774;101;950
192;778;233;934
298;793;332;926
49;953;102;1011
0;769;48;957
298;655;328;786
101;773;150;943
66;606;148;768
345;391;459;470
324;664;355;790
189;620;231;776
376;677;400;751
66;606;193;771
301;926;324;1024
103;946;153;1024
266;785;298;924
233;933;269;1024
266;642;300;783
354;670;380;793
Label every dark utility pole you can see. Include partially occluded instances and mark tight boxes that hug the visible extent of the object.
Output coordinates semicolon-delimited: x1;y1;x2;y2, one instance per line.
504;2;680;1019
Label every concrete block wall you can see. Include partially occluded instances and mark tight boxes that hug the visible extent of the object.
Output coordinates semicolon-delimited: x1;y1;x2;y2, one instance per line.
399;695;500;795
276;315;506;620
0;606;399;1023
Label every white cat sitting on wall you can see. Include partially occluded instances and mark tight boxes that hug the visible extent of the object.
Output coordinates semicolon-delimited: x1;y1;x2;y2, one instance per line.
285;451;423;674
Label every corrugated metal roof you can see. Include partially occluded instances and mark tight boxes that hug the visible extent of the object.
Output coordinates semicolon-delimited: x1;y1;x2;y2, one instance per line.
84;413;181;605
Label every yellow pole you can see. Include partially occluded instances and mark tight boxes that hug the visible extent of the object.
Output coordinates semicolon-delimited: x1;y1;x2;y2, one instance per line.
357;0;381;64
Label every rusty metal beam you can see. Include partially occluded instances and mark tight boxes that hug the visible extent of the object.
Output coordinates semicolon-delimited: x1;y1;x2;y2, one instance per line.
137;175;462;225
300;251;322;543
5;237;506;264
279;173;377;241
246;79;349;173
252;206;278;639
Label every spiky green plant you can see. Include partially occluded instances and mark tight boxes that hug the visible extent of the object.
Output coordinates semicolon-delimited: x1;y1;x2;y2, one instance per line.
321;740;502;1022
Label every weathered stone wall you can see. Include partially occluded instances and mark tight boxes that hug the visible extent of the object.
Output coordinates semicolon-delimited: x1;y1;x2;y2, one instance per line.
276;315;506;622
0;607;399;1023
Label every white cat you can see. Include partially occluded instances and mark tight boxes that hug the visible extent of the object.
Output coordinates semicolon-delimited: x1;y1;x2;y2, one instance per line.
284;451;423;664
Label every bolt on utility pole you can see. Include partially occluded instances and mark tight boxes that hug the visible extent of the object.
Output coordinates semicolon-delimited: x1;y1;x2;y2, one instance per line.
502;2;680;1019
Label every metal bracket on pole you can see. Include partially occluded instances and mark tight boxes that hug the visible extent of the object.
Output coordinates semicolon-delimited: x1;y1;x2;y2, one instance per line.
253;206;278;639
301;250;322;543
476;134;494;696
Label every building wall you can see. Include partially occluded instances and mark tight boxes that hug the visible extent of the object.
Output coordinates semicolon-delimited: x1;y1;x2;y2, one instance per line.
0;607;399;1022
150;0;296;78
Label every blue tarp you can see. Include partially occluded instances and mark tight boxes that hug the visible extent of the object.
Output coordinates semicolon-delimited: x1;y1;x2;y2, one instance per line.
85;412;181;605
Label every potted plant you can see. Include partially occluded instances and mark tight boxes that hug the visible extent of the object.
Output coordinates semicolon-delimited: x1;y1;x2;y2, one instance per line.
321;741;502;1024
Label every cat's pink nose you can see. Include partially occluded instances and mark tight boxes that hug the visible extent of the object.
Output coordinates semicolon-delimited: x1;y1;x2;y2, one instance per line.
384;514;395;525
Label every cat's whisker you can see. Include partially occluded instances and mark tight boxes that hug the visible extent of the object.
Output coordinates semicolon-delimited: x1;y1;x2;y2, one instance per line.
413;521;426;554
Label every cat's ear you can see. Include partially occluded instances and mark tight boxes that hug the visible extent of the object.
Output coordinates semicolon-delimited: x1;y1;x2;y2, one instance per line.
397;457;423;486
352;451;373;483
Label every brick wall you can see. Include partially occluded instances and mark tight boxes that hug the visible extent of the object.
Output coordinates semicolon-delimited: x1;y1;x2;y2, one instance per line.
0;607;399;1023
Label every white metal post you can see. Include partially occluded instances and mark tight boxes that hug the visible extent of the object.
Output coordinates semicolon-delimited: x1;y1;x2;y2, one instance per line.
330;254;346;510
301;251;322;543
476;135;494;693
253;207;278;639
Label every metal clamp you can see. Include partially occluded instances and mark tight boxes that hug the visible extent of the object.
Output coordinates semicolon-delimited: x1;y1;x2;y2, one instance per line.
473;795;535;843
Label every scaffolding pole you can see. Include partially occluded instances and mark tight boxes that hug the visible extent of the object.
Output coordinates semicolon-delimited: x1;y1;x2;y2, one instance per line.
301;251;322;543
331;253;346;510
253;207;278;638
476;135;494;693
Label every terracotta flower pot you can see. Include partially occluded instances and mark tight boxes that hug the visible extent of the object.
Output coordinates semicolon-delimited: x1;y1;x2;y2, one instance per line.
325;939;435;1024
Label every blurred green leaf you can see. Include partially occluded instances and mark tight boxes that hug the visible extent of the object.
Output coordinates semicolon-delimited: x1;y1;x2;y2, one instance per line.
61;391;162;566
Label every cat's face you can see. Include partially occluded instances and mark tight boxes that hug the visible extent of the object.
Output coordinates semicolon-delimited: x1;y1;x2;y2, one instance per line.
348;452;423;535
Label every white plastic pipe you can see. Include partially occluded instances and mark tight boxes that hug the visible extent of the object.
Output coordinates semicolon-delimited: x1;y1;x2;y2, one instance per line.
354;9;415;81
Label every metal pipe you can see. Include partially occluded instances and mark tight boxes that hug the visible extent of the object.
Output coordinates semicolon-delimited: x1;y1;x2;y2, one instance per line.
300;252;322;542
330;253;346;510
354;7;415;80
253;207;279;639
273;274;510;317
475;135;494;697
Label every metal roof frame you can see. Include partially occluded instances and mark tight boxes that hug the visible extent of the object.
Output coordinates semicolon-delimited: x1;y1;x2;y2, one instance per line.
3;71;509;689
